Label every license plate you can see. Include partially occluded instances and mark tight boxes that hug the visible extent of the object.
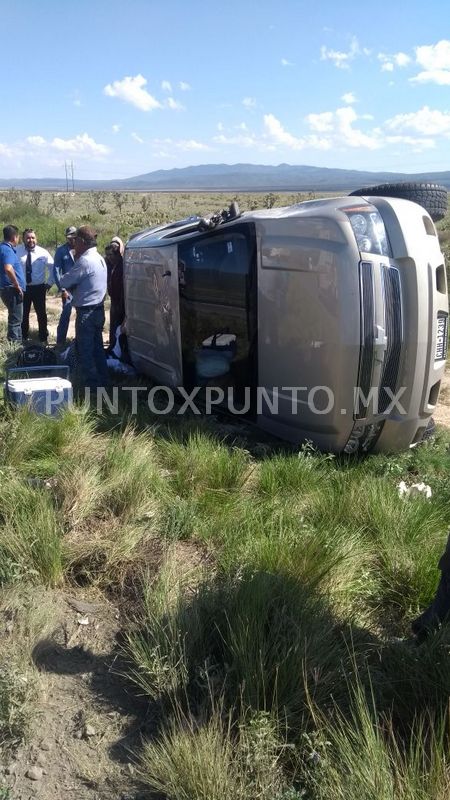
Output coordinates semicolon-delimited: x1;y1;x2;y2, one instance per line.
435;313;448;361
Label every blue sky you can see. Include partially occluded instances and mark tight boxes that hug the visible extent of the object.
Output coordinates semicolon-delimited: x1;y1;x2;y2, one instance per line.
2;0;450;179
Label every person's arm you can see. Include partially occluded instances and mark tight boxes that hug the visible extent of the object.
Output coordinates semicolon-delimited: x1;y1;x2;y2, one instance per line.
60;259;85;290
2;258;23;297
45;252;55;290
52;247;63;290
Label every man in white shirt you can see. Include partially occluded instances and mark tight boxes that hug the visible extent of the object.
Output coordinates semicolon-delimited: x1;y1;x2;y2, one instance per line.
17;228;54;342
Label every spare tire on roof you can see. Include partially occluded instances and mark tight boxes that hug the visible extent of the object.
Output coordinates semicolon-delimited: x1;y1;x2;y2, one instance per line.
349;181;448;223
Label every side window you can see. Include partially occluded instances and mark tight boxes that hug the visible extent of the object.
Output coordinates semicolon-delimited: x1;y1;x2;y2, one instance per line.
179;233;249;307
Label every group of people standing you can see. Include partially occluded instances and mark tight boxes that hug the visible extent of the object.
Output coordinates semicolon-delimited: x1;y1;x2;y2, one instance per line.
0;223;125;389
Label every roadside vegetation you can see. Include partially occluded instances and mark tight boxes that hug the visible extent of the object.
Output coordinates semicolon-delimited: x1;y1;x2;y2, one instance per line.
0;188;316;254
0;193;449;798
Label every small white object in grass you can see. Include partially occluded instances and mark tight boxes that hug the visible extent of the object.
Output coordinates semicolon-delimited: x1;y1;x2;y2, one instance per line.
77;615;89;626
398;481;409;497
397;481;432;499
409;482;432;499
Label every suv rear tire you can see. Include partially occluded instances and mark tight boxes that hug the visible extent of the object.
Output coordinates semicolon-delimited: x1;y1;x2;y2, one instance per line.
349;181;448;222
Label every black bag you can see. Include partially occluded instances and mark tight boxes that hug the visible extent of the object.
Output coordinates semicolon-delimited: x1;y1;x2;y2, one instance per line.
16;344;57;368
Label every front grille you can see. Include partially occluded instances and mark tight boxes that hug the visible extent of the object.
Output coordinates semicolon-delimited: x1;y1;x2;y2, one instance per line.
356;262;375;419
379;267;402;413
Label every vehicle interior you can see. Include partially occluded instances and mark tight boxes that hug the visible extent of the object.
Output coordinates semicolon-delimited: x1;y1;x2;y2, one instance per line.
177;222;258;410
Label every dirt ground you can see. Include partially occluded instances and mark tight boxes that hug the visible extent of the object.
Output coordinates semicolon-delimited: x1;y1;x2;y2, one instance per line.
0;541;207;800
434;363;450;427
0;294;110;345
0;589;149;800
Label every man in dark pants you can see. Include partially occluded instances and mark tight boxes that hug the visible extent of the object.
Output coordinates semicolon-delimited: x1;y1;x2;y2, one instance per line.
0;225;25;342
17;229;54;342
60;225;108;390
53;225;76;345
412;531;450;638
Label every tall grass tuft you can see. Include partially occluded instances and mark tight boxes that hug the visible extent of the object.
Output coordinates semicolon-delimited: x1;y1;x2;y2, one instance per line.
305;683;450;800
139;707;286;800
0;478;63;586
127;565;356;727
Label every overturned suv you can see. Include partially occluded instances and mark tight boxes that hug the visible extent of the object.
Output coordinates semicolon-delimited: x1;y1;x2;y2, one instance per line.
124;181;448;454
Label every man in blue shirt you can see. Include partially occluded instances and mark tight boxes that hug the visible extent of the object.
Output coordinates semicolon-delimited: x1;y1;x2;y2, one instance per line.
53;225;76;345
0;225;26;342
60;225;108;389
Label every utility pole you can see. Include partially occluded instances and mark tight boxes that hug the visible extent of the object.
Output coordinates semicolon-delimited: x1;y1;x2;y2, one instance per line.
70;161;75;192
64;161;69;192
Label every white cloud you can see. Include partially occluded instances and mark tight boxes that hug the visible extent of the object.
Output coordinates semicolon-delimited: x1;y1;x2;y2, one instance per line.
416;40;450;69
45;133;110;155
281;58;294;66
26;136;46;147
334;107;380;149
0;142;14;158
73;99;82;107
217;122;224;131
104;74;161;111
307;111;334;132
385;134;435;151
395;52;411;67
306;107;381;149
179;81;191;91
386;105;450;136
263;114;304;148
411;40;450;84
378;51;411;72
161;80;172;92
166;97;185;111
242;96;257;108
412;69;450;85
341;92;356;104
131;132;144;144
213;132;261;148
151;137;211;152
12;133;111;161
320;36;361;69
112;124;120;133
178;139;210;151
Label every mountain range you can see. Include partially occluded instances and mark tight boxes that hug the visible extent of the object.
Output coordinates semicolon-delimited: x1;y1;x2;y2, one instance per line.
1;163;450;191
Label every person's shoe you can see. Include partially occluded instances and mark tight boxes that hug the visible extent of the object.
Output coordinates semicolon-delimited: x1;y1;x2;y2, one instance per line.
412;571;450;638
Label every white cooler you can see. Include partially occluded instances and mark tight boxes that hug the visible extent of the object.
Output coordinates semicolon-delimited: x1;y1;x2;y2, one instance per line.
5;366;72;416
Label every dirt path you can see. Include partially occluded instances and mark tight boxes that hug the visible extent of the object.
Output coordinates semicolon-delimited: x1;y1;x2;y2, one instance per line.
1;589;148;800
433;363;450;427
0;294;110;344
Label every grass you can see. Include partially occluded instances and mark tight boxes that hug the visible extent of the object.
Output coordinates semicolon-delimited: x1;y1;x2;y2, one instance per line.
1;397;450;794
0;665;31;749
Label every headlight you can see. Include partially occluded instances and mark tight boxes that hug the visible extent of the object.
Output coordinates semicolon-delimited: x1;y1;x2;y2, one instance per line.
350;214;367;235
344;206;391;256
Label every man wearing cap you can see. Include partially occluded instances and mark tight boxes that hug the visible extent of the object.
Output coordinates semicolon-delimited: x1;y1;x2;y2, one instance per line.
0;225;25;342
17;229;54;343
60;225;108;390
53;226;76;345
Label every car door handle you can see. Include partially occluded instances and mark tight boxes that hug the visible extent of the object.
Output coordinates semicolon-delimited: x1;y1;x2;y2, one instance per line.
162;270;171;277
